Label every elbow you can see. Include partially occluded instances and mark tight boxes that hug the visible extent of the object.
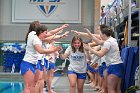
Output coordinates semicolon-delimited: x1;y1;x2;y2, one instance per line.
97;54;104;57
38;51;44;54
97;42;102;45
95;41;103;45
42;39;49;43
38;49;46;54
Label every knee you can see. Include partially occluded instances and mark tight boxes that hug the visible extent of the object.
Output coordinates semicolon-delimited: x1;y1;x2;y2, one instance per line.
40;79;44;86
24;83;31;90
70;84;76;88
77;86;83;90
107;84;116;92
48;76;53;80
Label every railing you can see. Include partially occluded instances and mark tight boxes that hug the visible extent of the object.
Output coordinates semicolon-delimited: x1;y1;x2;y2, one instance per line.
100;0;139;46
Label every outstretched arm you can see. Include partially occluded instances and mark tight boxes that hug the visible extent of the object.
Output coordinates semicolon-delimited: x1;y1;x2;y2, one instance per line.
83;44;108;57
47;24;69;36
58;47;70;60
43;31;69;43
34;44;61;54
71;30;91;38
84;28;104;45
53;31;69;40
71;29;104;45
59;53;69;60
85;50;91;62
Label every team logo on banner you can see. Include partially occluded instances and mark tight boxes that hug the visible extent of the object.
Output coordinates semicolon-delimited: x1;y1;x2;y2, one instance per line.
30;0;64;17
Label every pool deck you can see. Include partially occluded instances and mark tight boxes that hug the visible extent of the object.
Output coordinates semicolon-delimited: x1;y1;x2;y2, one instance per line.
43;76;99;93
0;73;99;93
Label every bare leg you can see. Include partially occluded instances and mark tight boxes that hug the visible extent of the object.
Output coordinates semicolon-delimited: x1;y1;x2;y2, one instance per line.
96;73;101;90
39;72;44;93
47;69;55;93
68;74;77;93
117;78;122;93
87;70;93;83
43;67;48;88
102;69;108;93
23;70;36;93
99;76;103;92
77;79;85;93
91;72;96;87
94;72;98;88
107;74;120;93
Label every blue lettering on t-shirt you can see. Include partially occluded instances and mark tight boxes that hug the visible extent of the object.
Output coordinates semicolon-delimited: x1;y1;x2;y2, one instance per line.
71;55;84;61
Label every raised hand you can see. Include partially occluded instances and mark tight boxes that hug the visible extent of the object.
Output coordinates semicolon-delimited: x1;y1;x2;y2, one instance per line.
83;43;90;51
55;46;62;51
48;45;61;52
71;30;80;36
57;29;63;34
61;24;69;29
58;47;63;53
60;31;69;38
84;28;92;38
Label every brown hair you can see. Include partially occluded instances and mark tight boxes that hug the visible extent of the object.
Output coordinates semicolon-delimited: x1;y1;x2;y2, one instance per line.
71;36;84;53
101;27;113;37
25;21;40;43
36;25;48;36
99;24;109;30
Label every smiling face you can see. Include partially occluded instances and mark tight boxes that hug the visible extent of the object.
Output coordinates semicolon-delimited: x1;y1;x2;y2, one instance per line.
39;30;48;40
71;36;84;53
73;39;82;49
36;25;48;40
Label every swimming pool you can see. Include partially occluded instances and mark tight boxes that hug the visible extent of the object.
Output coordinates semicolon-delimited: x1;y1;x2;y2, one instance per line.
0;70;64;93
0;74;62;93
0;81;24;93
0;74;24;93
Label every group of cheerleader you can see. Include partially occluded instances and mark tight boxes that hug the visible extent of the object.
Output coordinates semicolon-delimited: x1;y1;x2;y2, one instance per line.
71;25;124;93
20;21;69;93
20;21;124;93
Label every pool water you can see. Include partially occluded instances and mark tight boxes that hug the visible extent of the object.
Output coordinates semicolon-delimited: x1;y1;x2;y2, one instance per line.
0;82;24;93
0;71;64;93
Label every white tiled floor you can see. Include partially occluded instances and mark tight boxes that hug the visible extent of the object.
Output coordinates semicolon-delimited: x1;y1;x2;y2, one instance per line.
49;76;99;93
21;76;99;93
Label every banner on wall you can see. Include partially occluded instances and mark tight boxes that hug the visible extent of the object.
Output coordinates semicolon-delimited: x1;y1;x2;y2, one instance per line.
12;0;81;23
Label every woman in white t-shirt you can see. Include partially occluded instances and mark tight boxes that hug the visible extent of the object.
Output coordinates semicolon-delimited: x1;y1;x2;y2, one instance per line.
20;25;62;93
84;27;124;93
59;36;91;93
45;41;59;93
